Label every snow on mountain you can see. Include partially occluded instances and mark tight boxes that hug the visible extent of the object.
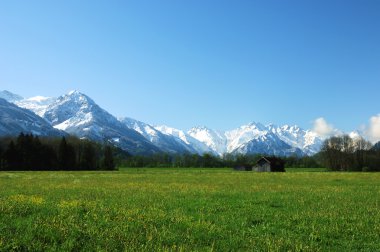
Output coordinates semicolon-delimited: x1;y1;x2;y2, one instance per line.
155;125;215;154
231;134;304;156
15;96;56;117
44;90;98;128
224;122;304;156
0;98;64;137
267;124;323;155
188;122;321;156
120;117;158;142
0;90;23;102
0;90;341;156
0;90;56;117
119;117;199;154
303;131;323;154
188;126;227;155
225;122;268;153
42;90;160;155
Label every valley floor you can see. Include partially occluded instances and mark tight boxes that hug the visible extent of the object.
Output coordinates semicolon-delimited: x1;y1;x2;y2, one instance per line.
0;169;379;251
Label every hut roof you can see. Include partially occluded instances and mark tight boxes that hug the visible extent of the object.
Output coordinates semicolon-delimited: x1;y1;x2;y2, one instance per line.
257;156;285;165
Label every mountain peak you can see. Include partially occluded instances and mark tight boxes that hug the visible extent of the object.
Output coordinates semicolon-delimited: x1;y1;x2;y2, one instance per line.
42;90;102;127
65;90;90;100
40;91;160;155
59;90;95;106
68;90;80;95
245;122;266;130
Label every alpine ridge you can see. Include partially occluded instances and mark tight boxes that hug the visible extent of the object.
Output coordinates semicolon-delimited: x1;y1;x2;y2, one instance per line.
41;90;161;155
188;123;309;157
0;90;332;156
119;117;201;154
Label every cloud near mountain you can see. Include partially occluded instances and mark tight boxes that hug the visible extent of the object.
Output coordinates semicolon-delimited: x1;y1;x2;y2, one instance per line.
367;114;380;143
312;117;337;138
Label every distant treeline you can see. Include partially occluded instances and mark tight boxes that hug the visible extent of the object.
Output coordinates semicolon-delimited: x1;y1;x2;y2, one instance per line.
2;133;379;172
120;152;322;169
319;135;380;171
119;136;380;171
0;133;124;171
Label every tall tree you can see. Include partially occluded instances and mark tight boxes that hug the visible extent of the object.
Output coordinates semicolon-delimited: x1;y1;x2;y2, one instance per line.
79;141;97;170
321;136;344;171
353;137;372;171
58;137;77;170
0;145;2;170
340;135;354;171
102;145;115;170
3;141;19;170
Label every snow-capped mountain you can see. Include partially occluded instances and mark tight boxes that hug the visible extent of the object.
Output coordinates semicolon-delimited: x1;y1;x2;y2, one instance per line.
155;125;215;154
267;124;323;155
15;96;56;117
0;89;329;157
119;117;199;154
225;122;268;153
225;122;304;156
231;134;304;156
188;122;321;156
0;98;64;137
42;90;160;155
0;90;56;117
188;126;227;155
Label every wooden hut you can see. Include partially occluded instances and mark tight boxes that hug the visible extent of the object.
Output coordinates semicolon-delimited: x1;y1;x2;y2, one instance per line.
253;157;285;172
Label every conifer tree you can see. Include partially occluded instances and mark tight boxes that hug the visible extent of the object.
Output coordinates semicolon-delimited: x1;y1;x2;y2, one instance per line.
0;145;3;170
102;145;115;170
80;141;97;170
58;137;77;170
3;141;19;170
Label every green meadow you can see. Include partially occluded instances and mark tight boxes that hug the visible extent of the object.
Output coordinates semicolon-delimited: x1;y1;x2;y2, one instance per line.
0;168;379;251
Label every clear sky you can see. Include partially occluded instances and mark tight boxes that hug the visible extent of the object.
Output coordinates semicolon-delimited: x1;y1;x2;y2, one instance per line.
0;0;379;132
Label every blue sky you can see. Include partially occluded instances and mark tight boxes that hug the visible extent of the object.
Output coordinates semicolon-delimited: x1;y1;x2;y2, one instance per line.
0;0;379;132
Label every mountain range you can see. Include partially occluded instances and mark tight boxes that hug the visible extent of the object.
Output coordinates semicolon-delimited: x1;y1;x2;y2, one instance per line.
0;90;332;156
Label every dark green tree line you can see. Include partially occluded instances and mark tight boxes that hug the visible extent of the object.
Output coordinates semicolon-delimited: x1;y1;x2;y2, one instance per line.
58;137;77;170
120;152;322;169
102;145;116;170
0;134;120;171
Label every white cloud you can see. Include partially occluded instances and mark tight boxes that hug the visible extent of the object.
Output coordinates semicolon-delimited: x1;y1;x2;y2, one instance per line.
312;117;335;138
367;114;380;143
310;115;380;143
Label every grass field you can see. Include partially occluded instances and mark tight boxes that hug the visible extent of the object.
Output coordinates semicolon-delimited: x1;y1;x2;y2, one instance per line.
0;168;379;251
